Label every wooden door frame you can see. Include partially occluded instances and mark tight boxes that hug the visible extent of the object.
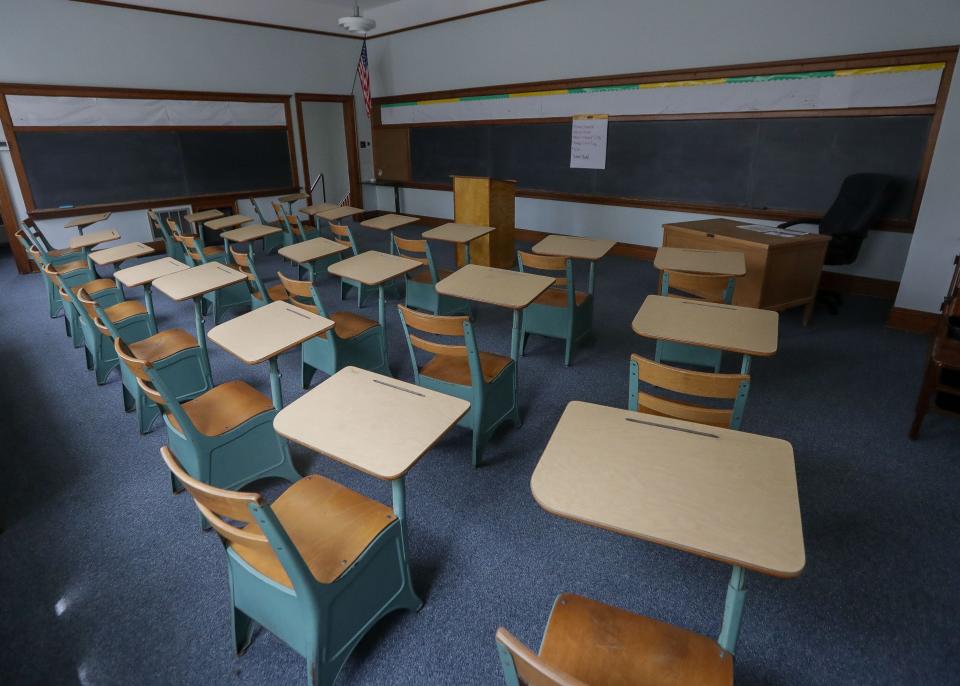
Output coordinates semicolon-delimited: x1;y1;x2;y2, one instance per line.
294;93;362;209
0;151;29;273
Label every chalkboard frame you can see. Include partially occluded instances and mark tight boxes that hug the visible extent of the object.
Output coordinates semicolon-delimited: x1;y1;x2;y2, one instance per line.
0;82;300;219
371;45;958;232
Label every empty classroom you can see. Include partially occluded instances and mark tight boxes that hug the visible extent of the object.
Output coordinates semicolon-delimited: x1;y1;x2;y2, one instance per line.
2;1;960;685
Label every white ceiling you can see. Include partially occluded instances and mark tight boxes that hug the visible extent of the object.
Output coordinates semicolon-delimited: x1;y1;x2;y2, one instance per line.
100;0;532;37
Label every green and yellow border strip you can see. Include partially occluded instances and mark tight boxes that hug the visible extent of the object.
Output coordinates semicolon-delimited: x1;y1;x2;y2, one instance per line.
382;62;945;109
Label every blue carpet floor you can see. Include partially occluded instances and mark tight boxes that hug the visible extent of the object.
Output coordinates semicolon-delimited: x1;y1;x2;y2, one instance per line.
1;229;958;686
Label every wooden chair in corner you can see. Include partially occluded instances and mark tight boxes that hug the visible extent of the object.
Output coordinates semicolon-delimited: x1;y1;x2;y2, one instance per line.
398;305;519;466
117;339;301;494
657;268;736;372
230;245;287;309
911;292;960;439
276;272;387;386
517;250;594;366
628;353;750;430
393;235;470;316
495;593;733;686
159;446;421;686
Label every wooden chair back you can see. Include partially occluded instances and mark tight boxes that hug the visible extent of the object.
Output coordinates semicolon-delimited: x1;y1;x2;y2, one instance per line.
75;286;101;323
272;201;306;240
630;354;749;428
114;338;165;405
392;236;429;265
329;222;355;251
517;251;571;287
276;272;326;317
177;233;206;265
661;270;734;304
495;628;587;686
165;217;186;238
397;304;469;359
249;198;268;225
231;246;272;302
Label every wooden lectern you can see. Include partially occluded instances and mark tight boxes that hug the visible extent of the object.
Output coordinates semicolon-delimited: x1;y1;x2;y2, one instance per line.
453;176;516;268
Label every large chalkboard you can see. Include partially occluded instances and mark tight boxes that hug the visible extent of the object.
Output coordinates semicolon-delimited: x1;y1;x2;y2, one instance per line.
16;128;293;209
410;116;931;220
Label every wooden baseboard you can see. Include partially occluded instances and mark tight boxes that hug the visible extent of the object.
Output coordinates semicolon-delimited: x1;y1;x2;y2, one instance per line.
886;306;940;334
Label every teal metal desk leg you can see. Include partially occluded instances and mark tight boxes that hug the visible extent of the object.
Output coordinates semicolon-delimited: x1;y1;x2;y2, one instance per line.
305;261;316;283
588;261;597;295
142;284;157;332
223;238;231;263
268;356;283;410
741;354;752;374
377;285;386;326
388;229;395;255
391;477;406;523
464;241;472;265
511;309;522;361
192;295;213;385
718;565;746;654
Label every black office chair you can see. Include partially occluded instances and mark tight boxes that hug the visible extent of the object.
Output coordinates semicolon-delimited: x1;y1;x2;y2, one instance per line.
780;173;892;314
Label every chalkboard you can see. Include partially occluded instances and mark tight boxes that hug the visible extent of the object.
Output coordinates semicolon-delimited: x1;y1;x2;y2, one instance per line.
410;116;932;220
16;128;293;209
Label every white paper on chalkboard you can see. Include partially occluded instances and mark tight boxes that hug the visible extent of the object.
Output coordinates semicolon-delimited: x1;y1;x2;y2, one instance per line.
570;115;608;169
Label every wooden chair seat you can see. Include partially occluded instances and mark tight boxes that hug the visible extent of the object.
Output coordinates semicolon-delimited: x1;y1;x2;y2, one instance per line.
72;278;115;297
252;283;288;303
420;351;512;386
538;593;733;686
204;245;225;258
409;267;453;284
533;287;589;308
231;474;396;588
55;259;90;274
48;247;78;258
128;328;198;363
168;380;273;437
102;300;148;323
319;311;379;341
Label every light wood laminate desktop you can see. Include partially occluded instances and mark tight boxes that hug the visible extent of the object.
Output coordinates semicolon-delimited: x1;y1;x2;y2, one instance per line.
422;223;496;264
315;206;364;222
90;242;154;267
662;219;829;324
531;400;804;653
278;192;309;204
209;300;333;409
436;264;554;360
361;213;419;253
277;237;349;280
301;203;338;216
69;229;119;250
64;212;110;234
328;251;422;329
654;246;746;277
204;214;252;232
113;257;189;327
532;235;616;262
183;209;223;224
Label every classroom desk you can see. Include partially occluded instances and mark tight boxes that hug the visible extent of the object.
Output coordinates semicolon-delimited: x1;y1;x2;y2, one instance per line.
531;400;804;654
435;264;555;360
90;241;155;268
204;214;252;232
360;213;419;253
208;300;333;410
314;206;364;222
152;262;247;380
113;257;189;328
662;219;829;324
220;224;281;258
69;229;121;271
277;237;350;281
301;203;338;217
274;365;470;525
654;246;747;277
183;209;223;235
632;294;778;374
278;192;309;214
421;222;495;265
64;212;110;235
328;251;423;331
532;234;616;294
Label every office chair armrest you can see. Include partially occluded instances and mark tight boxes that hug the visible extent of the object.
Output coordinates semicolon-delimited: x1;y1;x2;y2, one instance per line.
777;219;820;230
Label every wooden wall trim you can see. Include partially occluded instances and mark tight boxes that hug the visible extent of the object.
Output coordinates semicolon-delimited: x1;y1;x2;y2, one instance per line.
68;0;363;40
370;1;546;39
0;83;293;102
294;93;363;210
886;306;941;334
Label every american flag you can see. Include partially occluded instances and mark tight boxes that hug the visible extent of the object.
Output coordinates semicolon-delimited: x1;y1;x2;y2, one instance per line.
357;39;371;119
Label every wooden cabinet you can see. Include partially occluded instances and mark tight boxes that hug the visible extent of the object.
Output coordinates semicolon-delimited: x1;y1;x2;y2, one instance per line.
453;176;516;268
662;219;830;324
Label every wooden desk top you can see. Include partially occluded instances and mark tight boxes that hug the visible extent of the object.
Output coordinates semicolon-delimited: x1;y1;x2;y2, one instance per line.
278;236;350;264
328;251;422;286
152;262;247;301
221;224;281;243
654;247;747;276
114;257;189;288
531;401;805;578
664;219;830;248
421;222;495;244
360;213;419;231
632;295;778;356
184;209;223;223
90;242;155;266
68;229;120;250
532;235;616;261
64;212;110;229
435;264;555;310
315;206;363;221
301;203;338;216
278;192;309;203
204;214;252;231
209;300;333;365
274;366;470;480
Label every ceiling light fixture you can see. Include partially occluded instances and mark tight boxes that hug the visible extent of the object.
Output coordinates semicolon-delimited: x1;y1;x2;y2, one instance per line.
338;3;376;34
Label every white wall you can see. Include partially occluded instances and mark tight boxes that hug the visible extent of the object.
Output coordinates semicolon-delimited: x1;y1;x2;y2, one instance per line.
368;0;960;308
0;0;361;248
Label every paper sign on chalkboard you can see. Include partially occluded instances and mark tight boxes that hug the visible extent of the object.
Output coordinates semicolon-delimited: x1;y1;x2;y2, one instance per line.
570;115;608;170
